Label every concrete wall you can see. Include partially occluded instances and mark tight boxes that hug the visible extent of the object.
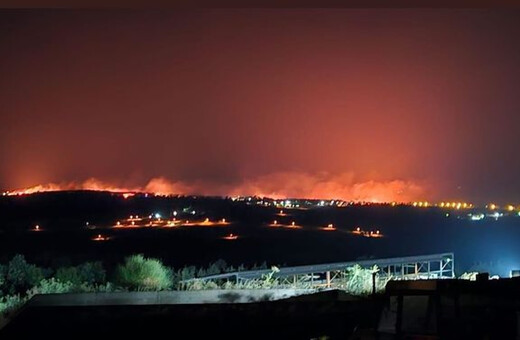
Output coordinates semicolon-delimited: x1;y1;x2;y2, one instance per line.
27;289;316;307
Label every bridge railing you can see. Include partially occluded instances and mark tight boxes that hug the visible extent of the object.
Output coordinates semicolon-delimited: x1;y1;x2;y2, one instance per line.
181;253;455;289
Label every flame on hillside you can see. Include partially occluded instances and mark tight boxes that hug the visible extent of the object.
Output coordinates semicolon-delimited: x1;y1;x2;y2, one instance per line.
3;172;427;203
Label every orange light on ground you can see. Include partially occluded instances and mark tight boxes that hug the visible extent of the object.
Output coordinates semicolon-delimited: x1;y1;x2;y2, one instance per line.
351;227;367;235
131;221;135;226
286;221;302;229
222;233;238;240
32;225;41;232
268;220;279;227
122;193;134;199
166;220;178;227
204;218;210;223
215;218;229;226
116;221;121;226
368;230;383;238
354;229;383;238
321;223;336;231
92;234;110;241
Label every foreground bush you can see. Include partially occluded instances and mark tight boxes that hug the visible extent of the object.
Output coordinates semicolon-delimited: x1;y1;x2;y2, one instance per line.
114;255;172;291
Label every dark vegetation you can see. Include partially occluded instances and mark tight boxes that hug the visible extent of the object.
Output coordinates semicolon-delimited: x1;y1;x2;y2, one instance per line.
0;253;268;319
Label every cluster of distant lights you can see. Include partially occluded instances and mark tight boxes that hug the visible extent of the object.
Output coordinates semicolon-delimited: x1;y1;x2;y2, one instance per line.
352;227;383;238
237;196;520;212
6;189;520;212
410;201;474;209
29;206;386;242
113;212;229;229
268;209;383;237
410;201;520;213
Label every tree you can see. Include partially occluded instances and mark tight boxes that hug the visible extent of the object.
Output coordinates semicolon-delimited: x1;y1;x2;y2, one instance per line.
6;255;44;294
55;261;106;286
77;261;106;285
56;267;81;285
206;259;227;275
114;255;172;291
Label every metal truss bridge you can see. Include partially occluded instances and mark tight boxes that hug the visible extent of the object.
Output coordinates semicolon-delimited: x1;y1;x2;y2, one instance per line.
187;253;455;288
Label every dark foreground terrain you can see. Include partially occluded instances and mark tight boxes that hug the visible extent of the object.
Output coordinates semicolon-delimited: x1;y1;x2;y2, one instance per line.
4;277;520;339
0;290;381;339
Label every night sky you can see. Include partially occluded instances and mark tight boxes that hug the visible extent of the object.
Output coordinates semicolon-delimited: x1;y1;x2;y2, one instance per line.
1;9;520;203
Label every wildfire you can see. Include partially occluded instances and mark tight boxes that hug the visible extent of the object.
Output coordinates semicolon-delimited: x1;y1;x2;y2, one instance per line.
2;172;426;203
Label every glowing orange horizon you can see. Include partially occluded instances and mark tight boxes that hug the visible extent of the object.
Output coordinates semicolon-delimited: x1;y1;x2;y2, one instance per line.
1;175;426;203
0;175;485;206
3;185;422;204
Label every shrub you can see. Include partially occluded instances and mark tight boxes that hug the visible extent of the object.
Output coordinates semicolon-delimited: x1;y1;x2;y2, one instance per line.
338;265;390;295
26;278;75;298
1;278;80;321
0;294;26;320
114;255;172;291
185;280;219;291
459;272;478;281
